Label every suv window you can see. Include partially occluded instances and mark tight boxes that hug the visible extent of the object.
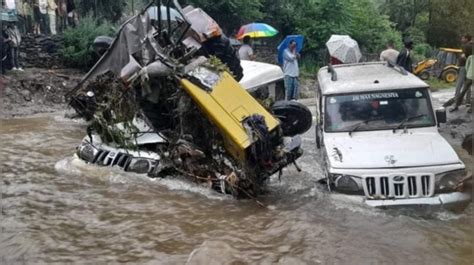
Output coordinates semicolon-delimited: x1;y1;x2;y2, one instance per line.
324;88;435;132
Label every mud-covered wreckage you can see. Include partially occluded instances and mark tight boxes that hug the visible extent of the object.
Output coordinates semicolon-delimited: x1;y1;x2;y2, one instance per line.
66;1;312;198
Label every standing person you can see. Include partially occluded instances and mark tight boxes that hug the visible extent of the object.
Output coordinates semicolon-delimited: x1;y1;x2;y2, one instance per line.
238;36;256;61
15;0;26;34
5;22;23;71
396;39;414;72
37;0;49;34
455;34;472;97
22;0;34;34
57;0;67;32
1;27;10;74
451;44;473;112
32;0;41;34
283;40;300;101
66;0;75;27
380;40;400;64
330;56;342;65
47;0;57;35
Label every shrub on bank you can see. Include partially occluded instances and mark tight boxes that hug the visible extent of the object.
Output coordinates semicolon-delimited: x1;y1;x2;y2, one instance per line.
61;16;115;69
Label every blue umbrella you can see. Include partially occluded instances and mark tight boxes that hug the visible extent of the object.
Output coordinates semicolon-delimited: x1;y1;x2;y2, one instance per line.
278;35;304;65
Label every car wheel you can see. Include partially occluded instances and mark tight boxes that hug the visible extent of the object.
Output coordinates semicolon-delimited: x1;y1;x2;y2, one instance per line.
418;70;430;80
271;100;313;136
441;68;458;83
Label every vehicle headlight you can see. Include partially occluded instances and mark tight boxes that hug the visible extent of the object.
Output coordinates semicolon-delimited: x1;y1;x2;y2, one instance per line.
77;142;99;163
334;174;360;192
127;158;153;174
436;169;468;192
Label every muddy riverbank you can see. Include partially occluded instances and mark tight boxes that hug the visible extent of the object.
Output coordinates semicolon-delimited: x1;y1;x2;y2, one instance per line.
0;68;83;118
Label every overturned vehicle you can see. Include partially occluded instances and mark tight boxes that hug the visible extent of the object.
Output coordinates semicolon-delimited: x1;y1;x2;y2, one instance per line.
67;1;312;198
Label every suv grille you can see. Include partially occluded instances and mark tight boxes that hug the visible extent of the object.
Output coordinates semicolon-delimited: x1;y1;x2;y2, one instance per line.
364;174;434;199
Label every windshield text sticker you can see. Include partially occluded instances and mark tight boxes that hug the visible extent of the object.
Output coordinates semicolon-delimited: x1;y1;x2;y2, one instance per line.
352;92;399;101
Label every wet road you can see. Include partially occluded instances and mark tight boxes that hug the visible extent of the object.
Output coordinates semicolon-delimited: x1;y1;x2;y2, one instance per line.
0;112;472;264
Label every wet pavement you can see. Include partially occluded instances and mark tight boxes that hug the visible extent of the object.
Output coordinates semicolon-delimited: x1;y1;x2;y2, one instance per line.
0;92;472;264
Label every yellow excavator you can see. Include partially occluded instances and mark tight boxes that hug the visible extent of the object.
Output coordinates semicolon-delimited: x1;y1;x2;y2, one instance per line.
413;48;463;83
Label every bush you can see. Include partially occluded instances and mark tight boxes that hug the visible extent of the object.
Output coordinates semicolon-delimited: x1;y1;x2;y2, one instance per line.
61;16;115;69
412;43;433;63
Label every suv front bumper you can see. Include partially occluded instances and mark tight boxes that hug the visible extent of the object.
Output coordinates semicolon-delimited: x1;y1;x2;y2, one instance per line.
364;192;471;207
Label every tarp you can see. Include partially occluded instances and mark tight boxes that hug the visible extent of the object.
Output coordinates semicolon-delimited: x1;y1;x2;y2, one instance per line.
0;9;18;22
67;10;171;97
277;35;304;65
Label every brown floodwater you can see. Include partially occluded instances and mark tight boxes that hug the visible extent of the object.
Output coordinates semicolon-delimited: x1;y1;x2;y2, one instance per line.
0;113;472;264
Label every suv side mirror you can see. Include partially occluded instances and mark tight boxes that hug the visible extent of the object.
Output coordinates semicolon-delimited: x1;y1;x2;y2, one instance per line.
436;108;447;124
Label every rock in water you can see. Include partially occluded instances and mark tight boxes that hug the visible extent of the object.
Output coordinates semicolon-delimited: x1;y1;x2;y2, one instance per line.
462;134;473;155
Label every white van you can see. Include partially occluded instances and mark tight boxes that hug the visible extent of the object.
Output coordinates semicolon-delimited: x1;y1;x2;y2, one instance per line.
240;60;285;101
315;62;471;207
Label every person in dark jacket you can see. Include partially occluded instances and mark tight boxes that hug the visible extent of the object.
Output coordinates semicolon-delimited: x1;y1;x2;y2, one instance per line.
396;39;413;72
1;28;8;74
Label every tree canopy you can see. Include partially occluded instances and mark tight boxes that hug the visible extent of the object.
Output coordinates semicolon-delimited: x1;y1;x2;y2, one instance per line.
73;0;474;62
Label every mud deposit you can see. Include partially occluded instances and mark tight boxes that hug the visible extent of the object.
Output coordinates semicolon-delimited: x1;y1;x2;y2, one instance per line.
0;111;472;264
0;68;83;118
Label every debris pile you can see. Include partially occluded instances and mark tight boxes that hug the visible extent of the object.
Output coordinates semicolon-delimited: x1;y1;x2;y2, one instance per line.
20;34;64;69
69;2;311;199
1;68;82;117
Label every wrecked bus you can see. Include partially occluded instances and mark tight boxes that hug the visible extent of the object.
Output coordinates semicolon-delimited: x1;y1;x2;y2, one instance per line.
68;1;312;199
315;62;471;208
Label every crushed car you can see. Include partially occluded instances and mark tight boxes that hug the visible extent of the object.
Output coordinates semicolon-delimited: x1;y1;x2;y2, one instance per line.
66;1;312;199
315;62;472;208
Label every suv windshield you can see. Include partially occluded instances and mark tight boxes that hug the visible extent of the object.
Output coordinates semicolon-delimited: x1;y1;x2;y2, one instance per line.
324;88;435;132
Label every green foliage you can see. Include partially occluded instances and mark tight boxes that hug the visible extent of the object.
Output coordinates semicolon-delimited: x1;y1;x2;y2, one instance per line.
379;0;474;48
293;0;352;52
426;77;453;91
348;0;402;53
183;0;264;34
61;16;115;68
379;0;430;32
78;0;127;23
427;0;474;47
412;43;433;63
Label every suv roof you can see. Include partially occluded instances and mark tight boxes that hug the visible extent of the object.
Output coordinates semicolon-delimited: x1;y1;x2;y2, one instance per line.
318;62;428;95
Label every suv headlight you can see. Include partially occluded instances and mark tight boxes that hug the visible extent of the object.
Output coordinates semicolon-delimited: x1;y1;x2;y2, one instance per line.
77;142;99;163
436;169;468;192
333;174;361;192
127;158;153;174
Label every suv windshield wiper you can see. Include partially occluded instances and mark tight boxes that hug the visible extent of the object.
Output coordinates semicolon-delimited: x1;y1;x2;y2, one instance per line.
348;117;384;136
392;114;427;133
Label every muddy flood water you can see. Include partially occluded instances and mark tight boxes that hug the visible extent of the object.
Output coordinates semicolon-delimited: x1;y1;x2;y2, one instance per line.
0;113;472;264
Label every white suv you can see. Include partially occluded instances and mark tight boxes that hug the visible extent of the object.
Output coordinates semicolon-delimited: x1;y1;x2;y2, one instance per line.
315;62;471;208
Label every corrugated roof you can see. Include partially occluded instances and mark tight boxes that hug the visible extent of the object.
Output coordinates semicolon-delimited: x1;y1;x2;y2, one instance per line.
318;62;428;95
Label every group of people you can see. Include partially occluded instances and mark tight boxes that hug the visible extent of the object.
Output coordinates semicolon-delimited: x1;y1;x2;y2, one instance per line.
3;0;77;35
379;39;414;72
1;0;77;74
238;36;300;101
380;34;473;113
